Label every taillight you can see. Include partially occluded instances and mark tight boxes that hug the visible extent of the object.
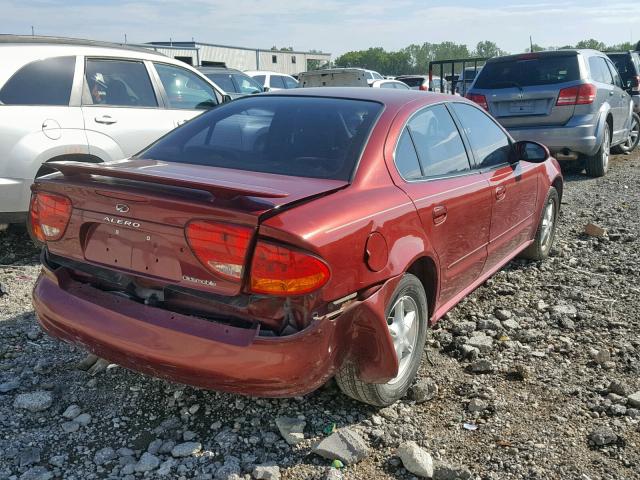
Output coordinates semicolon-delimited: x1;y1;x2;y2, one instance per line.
556;84;596;106
250;241;330;296
466;93;488;110
186;221;252;281
419;84;428;91
29;192;72;242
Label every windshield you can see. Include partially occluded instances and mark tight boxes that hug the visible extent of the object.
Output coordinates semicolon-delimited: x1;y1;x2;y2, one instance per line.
138;96;382;181
474;55;580;88
399;77;425;87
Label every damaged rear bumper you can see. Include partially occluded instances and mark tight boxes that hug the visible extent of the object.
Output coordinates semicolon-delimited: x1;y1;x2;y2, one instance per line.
32;262;400;397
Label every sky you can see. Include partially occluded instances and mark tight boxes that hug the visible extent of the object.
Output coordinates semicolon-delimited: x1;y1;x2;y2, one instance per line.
2;0;640;57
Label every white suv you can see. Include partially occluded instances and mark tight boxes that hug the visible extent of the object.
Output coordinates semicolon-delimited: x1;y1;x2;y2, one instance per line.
244;71;299;91
0;36;227;224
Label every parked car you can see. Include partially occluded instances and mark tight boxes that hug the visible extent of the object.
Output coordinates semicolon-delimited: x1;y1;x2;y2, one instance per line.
198;67;264;99
0;35;227;225
30;88;562;406
466;50;635;177
244;70;298;91
455;67;482;95
606;51;640;113
396;75;449;93
371;79;410;89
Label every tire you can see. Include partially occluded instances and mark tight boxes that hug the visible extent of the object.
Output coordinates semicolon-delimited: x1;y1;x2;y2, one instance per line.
519;187;559;261
335;273;428;406
612;112;640;154
585;126;610;177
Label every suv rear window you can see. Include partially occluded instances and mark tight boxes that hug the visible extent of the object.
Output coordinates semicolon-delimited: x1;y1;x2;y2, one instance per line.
474;55;579;88
399;77;425;87
607;54;638;84
139;96;382;181
0;56;76;106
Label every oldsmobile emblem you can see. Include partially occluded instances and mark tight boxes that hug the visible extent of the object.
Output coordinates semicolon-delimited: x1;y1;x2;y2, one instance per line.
115;203;130;213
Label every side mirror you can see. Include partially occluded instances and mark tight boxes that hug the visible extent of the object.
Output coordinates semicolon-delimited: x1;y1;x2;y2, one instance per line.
221;94;233;103
514;140;550;163
263;86;270;92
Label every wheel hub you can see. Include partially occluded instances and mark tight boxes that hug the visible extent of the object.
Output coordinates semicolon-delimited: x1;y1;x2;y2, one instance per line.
386;295;419;385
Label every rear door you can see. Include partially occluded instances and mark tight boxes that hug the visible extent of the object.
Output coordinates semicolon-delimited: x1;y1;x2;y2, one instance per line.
82;57;174;159
472;54;581;128
392;103;492;306
450;102;539;273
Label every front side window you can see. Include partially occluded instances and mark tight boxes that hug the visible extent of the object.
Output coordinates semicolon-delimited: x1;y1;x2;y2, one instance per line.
253;75;266;86
283;76;298;89
451;102;511;168
85;59;157;107
0;56;75;106
138;96;382;181
394;128;422;180
270;75;286;89
206;73;236;93
407;104;471;177
154;63;218;110
380;82;395;89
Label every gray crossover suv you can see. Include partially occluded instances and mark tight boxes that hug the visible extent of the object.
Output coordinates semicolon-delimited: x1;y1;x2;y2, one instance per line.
466;49;634;177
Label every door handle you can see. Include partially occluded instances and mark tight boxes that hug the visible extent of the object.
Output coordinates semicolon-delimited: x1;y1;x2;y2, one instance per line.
432;205;447;225
95;115;117;125
495;185;506;200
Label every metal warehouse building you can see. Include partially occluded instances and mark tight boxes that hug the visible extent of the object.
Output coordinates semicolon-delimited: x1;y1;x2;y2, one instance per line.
146;41;331;75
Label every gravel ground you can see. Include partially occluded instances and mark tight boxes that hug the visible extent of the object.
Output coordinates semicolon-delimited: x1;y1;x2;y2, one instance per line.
1;153;639;480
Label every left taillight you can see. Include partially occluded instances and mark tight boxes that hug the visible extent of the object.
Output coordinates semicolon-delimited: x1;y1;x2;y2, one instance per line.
29;192;72;242
250;241;330;296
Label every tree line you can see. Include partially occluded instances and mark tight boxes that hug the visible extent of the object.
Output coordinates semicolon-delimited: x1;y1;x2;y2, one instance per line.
332;39;639;76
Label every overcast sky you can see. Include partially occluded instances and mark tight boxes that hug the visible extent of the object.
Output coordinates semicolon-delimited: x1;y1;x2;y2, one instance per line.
2;0;640;56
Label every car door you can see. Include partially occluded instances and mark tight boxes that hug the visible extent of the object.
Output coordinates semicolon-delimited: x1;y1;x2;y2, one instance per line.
269;75;286;91
82;57;174;159
151;62;221;128
604;57;632;141
450;102;539;274
392;103;493;306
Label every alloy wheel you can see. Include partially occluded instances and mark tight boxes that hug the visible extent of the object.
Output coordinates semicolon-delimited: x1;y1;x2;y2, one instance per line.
602;129;610;170
386;295;419;385
540;198;555;250
625;116;639;149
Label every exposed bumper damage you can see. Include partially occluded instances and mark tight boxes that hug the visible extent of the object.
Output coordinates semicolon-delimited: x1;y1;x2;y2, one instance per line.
33;260;401;397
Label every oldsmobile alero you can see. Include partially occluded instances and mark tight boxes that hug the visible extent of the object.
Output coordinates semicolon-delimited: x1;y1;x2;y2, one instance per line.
30;88;563;406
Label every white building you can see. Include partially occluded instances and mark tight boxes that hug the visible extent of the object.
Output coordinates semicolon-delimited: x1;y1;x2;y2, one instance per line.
146;41;331;75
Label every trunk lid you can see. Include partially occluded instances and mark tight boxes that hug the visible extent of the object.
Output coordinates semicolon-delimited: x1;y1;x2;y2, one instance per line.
38;159;347;297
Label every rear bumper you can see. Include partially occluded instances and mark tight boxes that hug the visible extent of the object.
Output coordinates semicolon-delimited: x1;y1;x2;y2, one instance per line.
33;262;400;397
0;177;31;221
507;123;599;157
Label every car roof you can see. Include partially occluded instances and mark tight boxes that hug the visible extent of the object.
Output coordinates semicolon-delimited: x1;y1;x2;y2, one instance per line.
485;49;598;64
0;34;162;56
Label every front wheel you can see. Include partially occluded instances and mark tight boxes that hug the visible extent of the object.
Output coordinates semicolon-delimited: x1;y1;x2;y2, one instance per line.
612;112;640;154
519;187;559;261
335;274;428;406
584;127;610;177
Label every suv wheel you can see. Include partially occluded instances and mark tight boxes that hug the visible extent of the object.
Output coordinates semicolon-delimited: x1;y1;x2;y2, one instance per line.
335;274;428;406
612;113;640;154
585;126;610;177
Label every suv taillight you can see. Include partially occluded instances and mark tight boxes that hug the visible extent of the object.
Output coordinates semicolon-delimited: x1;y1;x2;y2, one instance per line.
466;93;488;110
556;83;597;105
186;220;252;281
29;192;72;242
250;241;330;296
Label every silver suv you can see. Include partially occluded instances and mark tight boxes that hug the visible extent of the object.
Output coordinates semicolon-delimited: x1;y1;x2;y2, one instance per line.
466;49;634;177
0;36;227;224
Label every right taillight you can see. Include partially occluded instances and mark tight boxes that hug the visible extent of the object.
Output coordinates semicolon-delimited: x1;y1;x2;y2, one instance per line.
29;192;72;242
466;93;488;110
556;83;596;106
186;220;252;281
250;241;330;296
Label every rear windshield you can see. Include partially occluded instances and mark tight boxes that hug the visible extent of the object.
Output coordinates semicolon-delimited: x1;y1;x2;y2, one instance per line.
474;55;580;88
138;96;382;181
399;77;425;87
607;54;637;83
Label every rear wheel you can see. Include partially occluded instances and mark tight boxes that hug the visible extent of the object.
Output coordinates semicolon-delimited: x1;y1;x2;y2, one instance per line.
335;274;428;406
519;187;559;261
585;127;610;177
612;112;640;154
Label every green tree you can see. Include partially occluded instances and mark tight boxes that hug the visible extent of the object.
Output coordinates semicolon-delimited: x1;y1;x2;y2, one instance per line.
606;41;634;52
575;39;606;51
473;40;506;58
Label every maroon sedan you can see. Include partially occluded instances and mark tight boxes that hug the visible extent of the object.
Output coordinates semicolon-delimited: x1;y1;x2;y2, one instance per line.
30;88;562;406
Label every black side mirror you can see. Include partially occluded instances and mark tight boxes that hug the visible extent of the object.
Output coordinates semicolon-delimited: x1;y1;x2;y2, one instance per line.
514;140;550;163
221;94;233;103
263;86;270;92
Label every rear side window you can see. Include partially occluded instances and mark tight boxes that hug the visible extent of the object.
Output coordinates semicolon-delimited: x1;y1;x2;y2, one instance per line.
270;75;286;89
395;128;422;180
138;96;382;181
408;104;471;177
475;55;579;88
451;103;511;168
589;57;613;84
0;56;75;106
85;59;157;107
380;82;395;89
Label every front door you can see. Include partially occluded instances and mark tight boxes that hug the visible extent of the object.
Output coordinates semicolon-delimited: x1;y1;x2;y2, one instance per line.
82;58;175;159
391;104;493;306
